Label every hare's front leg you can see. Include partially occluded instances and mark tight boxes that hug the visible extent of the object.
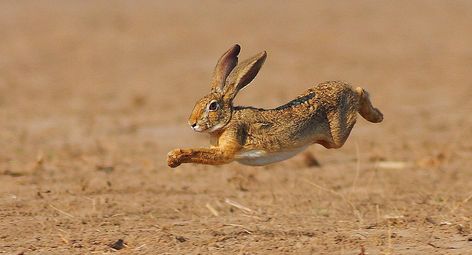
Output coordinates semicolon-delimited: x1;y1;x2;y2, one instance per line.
167;147;235;168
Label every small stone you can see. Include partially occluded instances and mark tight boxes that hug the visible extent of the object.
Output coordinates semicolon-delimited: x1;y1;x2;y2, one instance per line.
109;239;126;250
175;236;187;242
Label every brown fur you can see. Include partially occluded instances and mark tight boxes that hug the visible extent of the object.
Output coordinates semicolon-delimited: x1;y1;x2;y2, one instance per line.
167;45;383;168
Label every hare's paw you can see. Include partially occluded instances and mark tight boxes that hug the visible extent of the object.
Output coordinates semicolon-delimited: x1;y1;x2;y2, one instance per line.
167;149;184;168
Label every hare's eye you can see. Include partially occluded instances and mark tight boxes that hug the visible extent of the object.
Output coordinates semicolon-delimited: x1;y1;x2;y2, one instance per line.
208;101;219;111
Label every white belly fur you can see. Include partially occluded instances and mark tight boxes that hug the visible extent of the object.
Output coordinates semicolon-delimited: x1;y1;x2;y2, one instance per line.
235;146;308;166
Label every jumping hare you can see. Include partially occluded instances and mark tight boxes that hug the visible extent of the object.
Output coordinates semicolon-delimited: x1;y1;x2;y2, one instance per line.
167;45;383;168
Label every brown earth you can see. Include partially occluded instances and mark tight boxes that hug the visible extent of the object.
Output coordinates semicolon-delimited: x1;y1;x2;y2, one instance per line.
1;1;472;254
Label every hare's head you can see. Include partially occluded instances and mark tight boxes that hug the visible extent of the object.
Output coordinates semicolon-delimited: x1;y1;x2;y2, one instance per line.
188;44;267;133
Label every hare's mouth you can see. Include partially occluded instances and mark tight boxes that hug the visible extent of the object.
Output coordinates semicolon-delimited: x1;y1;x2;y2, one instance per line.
191;123;224;133
191;124;205;132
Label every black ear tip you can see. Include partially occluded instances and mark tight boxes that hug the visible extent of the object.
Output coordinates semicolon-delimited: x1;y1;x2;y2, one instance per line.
261;51;267;58
258;51;267;63
233;44;241;54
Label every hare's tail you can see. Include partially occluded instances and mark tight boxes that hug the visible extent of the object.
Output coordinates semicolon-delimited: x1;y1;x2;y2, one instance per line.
355;87;383;123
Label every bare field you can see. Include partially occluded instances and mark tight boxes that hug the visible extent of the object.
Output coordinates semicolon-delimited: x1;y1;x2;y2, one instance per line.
1;1;472;254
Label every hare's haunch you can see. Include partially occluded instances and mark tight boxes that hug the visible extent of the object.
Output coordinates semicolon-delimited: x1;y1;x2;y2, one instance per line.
167;45;383;168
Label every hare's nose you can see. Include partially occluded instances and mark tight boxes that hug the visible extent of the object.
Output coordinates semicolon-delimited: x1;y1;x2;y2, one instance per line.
190;122;197;128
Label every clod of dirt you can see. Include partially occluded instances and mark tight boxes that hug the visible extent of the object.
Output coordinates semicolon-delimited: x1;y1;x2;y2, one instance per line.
33;153;45;170
96;165;114;173
425;216;438;225
132;95;147;108
457;223;471;235
2;170;24;177
369;155;386;162
175;236;187;242
227;174;257;191
109;239;126;250
416;153;446;168
302;152;321;167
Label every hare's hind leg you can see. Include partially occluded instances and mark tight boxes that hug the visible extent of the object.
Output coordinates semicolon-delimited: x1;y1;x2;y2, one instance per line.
322;92;359;149
324;110;357;149
167;147;235;168
321;88;383;149
355;87;383;123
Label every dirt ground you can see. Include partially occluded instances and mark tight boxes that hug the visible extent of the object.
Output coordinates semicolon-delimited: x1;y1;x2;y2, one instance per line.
1;1;472;254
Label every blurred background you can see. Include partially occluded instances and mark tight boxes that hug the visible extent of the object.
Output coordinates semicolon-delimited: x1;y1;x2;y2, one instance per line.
1;1;471;254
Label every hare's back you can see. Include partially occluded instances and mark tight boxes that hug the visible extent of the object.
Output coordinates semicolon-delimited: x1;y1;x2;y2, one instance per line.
310;81;357;107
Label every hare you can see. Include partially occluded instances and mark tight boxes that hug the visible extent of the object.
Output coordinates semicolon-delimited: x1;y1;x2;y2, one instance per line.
167;45;383;168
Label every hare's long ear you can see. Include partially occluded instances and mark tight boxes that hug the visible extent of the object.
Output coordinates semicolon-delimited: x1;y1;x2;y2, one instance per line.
223;51;267;101
210;44;241;92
